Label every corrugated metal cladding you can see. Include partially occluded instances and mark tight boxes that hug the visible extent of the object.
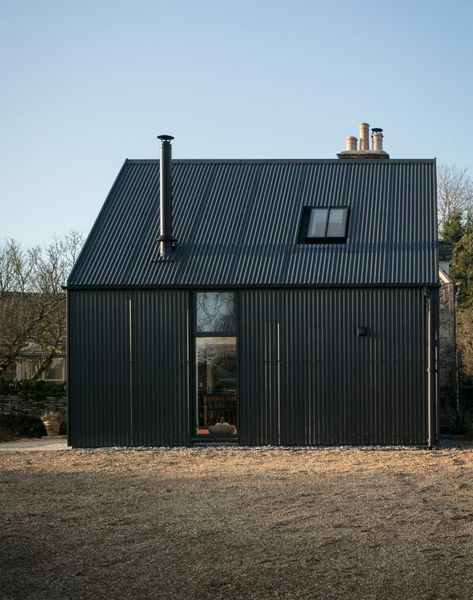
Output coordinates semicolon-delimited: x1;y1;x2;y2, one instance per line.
68;292;130;447
69;288;429;447
68;290;189;447
239;288;428;446
68;159;438;288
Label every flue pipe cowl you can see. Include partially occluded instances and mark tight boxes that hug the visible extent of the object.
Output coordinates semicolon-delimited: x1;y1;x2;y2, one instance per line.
371;128;383;152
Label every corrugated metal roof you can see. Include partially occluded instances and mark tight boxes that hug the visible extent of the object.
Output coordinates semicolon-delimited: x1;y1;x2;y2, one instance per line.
68;158;438;287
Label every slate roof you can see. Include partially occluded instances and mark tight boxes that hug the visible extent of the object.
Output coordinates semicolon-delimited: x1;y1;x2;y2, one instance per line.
68;158;438;288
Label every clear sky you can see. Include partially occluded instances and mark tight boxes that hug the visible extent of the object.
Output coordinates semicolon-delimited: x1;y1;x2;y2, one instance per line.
1;0;472;246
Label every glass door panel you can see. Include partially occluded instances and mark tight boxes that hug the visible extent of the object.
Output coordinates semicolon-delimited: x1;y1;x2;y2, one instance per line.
196;336;237;437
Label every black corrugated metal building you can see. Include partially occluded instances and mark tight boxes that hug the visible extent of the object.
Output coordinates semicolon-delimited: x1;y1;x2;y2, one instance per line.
67;138;438;447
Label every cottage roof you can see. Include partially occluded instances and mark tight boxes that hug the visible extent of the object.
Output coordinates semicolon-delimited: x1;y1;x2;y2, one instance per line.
68;158;438;288
438;240;453;262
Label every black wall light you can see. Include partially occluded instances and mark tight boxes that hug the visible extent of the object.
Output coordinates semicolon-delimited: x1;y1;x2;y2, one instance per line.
357;327;369;337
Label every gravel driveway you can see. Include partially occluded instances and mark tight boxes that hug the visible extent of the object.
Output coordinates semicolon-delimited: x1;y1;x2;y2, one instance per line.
1;447;473;600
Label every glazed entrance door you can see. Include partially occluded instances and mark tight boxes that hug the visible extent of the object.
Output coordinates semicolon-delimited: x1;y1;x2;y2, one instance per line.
196;337;237;436
193;292;238;439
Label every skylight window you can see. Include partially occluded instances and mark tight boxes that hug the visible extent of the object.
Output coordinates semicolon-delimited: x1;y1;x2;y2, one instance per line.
300;207;350;243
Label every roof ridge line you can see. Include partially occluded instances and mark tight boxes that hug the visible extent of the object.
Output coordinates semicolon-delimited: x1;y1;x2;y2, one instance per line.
125;158;436;164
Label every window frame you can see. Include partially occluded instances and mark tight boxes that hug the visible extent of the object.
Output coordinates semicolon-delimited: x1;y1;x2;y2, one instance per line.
298;206;350;244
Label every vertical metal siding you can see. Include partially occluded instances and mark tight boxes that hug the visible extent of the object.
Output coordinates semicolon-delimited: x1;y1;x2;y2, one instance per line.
68;290;190;447
68;291;131;447
130;290;189;446
69;287;430;447
240;289;428;446
239;293;280;445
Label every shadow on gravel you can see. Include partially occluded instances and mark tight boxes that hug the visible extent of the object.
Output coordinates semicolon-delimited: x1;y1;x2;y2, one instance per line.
1;451;473;600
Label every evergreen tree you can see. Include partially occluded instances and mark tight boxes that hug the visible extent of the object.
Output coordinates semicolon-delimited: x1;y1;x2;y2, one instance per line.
451;222;473;307
440;207;464;243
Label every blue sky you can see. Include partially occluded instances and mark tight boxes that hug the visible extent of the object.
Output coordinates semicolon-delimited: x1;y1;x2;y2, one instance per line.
1;0;472;246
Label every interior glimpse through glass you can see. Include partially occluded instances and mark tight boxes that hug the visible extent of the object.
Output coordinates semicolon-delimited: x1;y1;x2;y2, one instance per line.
195;337;237;437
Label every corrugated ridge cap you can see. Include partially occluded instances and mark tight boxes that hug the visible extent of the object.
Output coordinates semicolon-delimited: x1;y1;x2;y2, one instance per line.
126;158;436;165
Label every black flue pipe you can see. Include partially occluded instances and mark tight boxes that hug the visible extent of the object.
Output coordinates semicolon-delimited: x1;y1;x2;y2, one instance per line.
157;134;176;257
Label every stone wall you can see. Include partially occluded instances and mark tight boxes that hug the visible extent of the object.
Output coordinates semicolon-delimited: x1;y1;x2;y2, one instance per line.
0;394;66;417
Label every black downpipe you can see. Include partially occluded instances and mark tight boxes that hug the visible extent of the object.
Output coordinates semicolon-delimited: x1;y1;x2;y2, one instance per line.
157;134;176;257
425;287;438;448
66;291;71;446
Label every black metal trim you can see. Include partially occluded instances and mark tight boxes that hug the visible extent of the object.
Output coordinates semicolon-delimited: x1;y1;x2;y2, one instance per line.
189;291;196;442
65;283;441;291
195;331;236;337
302;237;348;245
66;291;71;446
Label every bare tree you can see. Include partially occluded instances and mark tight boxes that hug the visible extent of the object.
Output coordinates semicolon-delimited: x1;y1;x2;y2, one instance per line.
0;232;84;378
437;164;473;231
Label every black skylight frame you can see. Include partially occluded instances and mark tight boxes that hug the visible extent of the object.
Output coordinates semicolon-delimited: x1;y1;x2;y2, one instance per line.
298;206;350;244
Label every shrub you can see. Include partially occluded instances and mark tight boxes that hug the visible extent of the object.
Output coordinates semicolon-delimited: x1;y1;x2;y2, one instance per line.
0;414;46;441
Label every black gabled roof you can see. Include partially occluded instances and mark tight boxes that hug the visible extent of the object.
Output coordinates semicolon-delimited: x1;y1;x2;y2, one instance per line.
68;158;438;288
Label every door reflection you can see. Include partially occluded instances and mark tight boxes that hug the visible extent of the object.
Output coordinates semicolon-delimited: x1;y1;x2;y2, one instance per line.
196;337;237;436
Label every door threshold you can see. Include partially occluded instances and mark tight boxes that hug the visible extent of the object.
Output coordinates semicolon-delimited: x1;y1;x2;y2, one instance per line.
191;437;239;446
